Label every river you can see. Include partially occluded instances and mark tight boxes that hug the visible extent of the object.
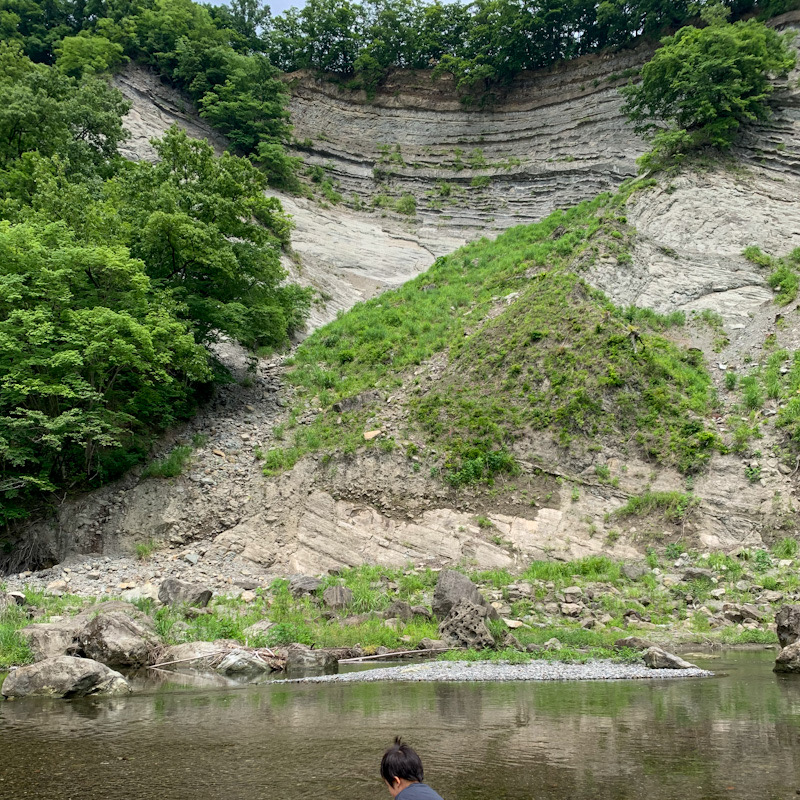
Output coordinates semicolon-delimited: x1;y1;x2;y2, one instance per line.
1;650;799;800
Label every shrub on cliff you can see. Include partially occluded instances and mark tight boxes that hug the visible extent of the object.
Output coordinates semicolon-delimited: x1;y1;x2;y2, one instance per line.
622;14;796;170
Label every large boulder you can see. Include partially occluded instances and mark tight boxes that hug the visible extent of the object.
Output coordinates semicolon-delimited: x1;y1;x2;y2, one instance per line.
322;585;353;611
158;578;213;608
285;647;338;674
642;646;697;670
73;611;156;668
774;641;800;673
215;651;273;678
19;618;85;662
433;570;494;620
1;656;130;699
438;599;496;650
776;605;800;648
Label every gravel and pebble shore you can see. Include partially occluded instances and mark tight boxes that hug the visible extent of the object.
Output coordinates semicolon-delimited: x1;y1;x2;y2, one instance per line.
281;659;714;684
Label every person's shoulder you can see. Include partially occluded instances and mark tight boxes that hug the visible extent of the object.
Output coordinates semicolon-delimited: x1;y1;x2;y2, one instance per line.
397;782;444;800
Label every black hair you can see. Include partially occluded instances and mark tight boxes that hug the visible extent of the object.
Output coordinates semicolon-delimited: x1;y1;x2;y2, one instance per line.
380;737;424;785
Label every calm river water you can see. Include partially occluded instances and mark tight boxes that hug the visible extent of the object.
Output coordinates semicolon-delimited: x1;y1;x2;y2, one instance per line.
1;650;799;800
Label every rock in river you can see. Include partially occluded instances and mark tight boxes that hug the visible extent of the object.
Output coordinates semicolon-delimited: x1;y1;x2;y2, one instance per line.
776;605;800;648
642;647;697;670
774;641;800;673
1;656;130;699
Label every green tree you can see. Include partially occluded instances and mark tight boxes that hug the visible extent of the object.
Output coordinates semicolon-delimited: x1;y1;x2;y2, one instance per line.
0;42;129;175
0;220;210;525
621;17;796;169
197;51;290;154
118;126;310;347
54;31;127;77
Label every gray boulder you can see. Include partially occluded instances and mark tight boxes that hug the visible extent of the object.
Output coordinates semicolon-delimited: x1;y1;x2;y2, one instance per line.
410;605;433;620
158;578;213;607
433;570;492;620
438;599;496;650
322;585;353;610
622;562;649;581
776;605;800;648
642;646;697;670
73;612;156;668
417;638;447;651
774;641;800;673
288;575;322;598
384;600;414;621
19;618;85;662
216;651;273;678
1;656;130;699
285;647;338;674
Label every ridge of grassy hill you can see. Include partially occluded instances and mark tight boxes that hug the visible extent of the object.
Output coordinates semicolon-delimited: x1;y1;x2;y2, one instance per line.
265;182;720;487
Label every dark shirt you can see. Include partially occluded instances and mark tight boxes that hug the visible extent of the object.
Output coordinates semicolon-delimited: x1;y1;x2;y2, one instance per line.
396;782;444;800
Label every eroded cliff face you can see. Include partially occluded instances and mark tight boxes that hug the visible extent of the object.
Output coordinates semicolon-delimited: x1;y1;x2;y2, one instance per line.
15;20;800;575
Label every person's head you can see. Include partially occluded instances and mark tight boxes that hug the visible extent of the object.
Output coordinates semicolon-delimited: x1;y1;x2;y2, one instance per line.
380;737;424;796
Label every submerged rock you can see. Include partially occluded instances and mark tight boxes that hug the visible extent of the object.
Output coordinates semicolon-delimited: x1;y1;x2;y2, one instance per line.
1;656;130;699
642;647;697;670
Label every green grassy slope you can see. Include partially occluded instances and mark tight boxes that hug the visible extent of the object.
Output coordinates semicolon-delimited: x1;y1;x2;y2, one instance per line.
268;184;720;486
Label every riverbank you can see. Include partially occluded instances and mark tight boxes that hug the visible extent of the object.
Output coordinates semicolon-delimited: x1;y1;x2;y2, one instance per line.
1;545;791;674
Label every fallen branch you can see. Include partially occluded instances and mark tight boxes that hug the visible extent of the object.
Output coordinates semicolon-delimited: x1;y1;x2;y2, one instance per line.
148;651;229;669
339;647;460;663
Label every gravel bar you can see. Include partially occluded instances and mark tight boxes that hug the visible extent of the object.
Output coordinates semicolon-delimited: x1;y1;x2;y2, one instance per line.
280;660;714;684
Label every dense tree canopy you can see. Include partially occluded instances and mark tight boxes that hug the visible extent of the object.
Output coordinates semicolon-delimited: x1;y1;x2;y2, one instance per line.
0;42;310;540
622;14;796;168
